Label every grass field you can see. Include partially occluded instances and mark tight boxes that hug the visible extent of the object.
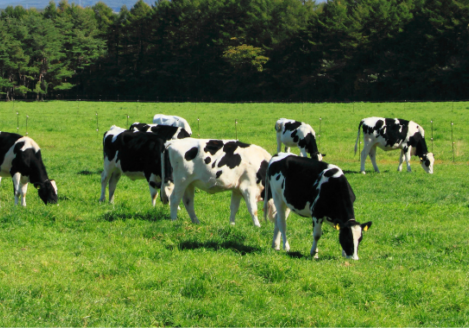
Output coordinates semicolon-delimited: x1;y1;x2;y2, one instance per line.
0;100;468;326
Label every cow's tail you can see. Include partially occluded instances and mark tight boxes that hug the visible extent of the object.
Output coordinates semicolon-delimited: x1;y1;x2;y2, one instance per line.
354;121;364;155
263;172;270;223
160;142;171;204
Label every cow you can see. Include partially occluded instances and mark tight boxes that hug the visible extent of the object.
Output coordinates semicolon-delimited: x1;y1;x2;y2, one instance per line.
160;138;276;226
0;131;57;206
153;114;192;136
275;118;324;161
264;153;372;260
129;122;191;139
100;125;168;205
354;117;434;174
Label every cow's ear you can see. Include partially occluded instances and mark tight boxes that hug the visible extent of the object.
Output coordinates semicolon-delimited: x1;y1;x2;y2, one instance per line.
334;223;341;230
34;183;41;190
361;221;372;232
322;153;326;157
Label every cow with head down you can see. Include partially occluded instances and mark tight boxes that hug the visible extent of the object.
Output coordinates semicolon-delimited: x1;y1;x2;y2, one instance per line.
160;138;276;226
0;132;57;206
275;118;324;161
264;153;372;260
354;117;434;174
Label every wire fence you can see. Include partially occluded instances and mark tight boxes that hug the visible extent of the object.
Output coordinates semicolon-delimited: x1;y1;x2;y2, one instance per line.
0;100;467;163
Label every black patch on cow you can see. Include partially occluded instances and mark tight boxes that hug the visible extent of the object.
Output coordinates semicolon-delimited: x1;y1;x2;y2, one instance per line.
177;128;191;139
216;170;222;179
276;175;280;181
291;130;299;143
212;161;217;168
323;168;339;178
129;123;149;132
148;125;180;141
256;160;269;186
408;131;429;158
204;157;211;164
184;147;199;161
217;141;246;169
0;132;22;167
283;121;301;133
204;140;224;155
298;132;320;158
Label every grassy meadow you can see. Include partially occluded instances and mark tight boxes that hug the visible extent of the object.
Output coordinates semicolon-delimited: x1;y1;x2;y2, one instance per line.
0;100;468;326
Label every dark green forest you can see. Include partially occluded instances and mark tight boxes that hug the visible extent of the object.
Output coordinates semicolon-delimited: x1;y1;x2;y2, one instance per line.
1;0;469;102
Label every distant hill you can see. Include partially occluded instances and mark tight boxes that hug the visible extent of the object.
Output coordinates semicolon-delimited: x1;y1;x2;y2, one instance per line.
0;0;152;12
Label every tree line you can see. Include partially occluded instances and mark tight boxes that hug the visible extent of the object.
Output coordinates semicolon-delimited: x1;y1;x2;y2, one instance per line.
1;0;469;102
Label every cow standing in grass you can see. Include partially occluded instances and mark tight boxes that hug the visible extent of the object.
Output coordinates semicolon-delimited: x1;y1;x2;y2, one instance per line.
0;132;57;206
354;117;434;174
264;153;372;260
160;138;276;226
275;118;324;161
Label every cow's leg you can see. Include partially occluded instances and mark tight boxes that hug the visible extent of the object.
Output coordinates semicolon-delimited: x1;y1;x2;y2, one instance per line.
12;172;22;206
398;149;405;172
0;177;2;206
182;184;199;224
19;181;28;207
299;148;308;157
229;191;242;225
241;189;261;227
148;174;160;207
276;134;282;153
405;147;412;172
108;172;121;203
369;145;380;173
284;146;291;153
100;169;110;202
310;217;323;259
169;184;186;221
360;140;373;174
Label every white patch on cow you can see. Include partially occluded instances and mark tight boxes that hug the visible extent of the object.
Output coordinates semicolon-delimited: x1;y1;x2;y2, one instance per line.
351;225;362;260
18;137;41;153
50;180;58;195
153;114;192;135
104;125;126;143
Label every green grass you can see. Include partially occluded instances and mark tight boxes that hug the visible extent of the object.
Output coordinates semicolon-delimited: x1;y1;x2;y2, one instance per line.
0;100;468;326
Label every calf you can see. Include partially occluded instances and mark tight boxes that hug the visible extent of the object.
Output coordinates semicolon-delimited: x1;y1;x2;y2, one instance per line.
354;117;434;174
129;122;190;139
100;125;167;205
160;138;276;226
0;132;57;206
275;118;324;160
264;153;372;260
153;114;192;136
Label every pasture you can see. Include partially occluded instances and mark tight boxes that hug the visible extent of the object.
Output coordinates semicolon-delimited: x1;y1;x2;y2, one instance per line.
0;100;468;326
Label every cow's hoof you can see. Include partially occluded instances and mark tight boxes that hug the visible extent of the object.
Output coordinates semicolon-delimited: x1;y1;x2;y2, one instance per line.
284;242;290;252
360;171;366;175
230;221;235;226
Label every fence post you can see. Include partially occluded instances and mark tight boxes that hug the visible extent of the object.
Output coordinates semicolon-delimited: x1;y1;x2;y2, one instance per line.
96;112;99;137
16;112;19;133
235;119;238;140
430;120;433;153
127;115;129;128
451;121;454;162
197;117;200;137
318;117;322;149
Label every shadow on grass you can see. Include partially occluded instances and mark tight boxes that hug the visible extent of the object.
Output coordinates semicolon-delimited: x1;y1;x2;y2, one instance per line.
100;211;170;222
343;170;389;174
78;169;103;175
177;239;261;255
284;251;337;261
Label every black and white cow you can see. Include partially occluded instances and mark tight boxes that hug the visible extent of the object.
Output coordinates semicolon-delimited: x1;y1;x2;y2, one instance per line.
0;131;57;206
129;122;191;139
264;153;372;260
354;117;434;174
275;118;324;160
153;114;192;136
100;125;168;205
160;138;276;226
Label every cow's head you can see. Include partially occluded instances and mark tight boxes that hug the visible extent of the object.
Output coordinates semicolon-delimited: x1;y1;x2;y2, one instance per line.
34;179;58;205
420;153;434;174
335;220;372;260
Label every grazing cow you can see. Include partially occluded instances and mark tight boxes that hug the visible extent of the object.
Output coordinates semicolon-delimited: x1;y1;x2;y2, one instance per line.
275;118;324;160
354;117;434;174
160;138;276;226
153;114;192;136
129;122;191;140
100;125;168;205
0;132;57;206
264;153;372;260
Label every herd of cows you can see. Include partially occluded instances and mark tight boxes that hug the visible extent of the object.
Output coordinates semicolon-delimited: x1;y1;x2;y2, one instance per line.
0;114;435;260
